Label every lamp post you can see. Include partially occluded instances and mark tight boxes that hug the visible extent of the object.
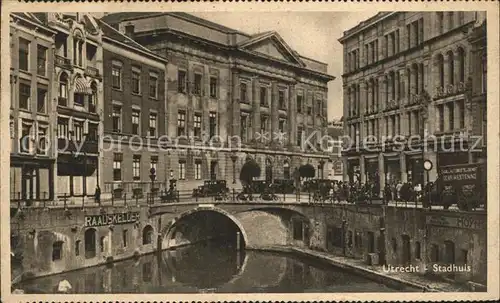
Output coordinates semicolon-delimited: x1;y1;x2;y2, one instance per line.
423;159;433;208
231;154;238;184
149;167;156;203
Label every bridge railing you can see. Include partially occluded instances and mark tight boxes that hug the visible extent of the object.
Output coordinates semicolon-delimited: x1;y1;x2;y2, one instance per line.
9;189;486;212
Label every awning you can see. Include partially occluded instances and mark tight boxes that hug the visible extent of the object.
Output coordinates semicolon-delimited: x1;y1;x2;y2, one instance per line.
74;77;92;95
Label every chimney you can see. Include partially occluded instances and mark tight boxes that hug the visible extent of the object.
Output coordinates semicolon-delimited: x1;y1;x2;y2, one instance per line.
124;24;135;39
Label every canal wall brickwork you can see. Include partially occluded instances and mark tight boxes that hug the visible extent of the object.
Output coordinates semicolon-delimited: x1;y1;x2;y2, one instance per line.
11;203;486;286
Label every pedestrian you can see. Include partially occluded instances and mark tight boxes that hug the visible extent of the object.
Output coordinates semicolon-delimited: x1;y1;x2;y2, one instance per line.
395;181;403;201
384;183;392;204
94;185;101;204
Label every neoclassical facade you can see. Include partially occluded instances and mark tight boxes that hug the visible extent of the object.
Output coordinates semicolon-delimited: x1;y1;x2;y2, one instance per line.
102;12;335;190
339;12;487;193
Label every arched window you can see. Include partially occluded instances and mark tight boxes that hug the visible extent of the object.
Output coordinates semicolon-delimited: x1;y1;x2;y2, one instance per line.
457;47;466;83
412;63;419;95
447;51;455;86
283;161;290;180
84;228;96;259
52;241;63;261
436;54;445;88
142;225;154;245
89;81;97;113
419;63;425;93
59;73;68;106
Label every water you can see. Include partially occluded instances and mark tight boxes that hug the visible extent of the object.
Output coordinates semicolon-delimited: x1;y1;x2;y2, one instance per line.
17;241;406;293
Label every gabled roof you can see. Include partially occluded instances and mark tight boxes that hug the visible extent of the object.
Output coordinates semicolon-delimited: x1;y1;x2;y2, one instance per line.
237;31;306;67
98;19;166;63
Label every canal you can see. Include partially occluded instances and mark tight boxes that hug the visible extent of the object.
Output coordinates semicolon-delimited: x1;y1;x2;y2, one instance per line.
16;240;408;293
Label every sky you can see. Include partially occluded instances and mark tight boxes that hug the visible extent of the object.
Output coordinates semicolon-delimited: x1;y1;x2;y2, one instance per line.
96;11;377;120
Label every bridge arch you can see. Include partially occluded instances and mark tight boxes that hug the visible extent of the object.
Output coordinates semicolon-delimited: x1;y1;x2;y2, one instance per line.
159;206;249;250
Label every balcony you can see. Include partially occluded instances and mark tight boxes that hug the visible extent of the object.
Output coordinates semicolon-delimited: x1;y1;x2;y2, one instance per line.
58;135;99;155
434;82;467;100
85;66;101;79
54;55;72;70
366;105;378;115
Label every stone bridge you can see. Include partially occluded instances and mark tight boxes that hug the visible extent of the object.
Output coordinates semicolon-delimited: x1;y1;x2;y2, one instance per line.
149;202;321;250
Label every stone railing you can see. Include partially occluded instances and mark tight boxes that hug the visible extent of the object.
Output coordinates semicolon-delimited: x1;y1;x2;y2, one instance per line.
434;82;466;99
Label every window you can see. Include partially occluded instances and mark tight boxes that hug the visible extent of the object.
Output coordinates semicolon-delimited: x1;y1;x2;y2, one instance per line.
307;106;312;115
111;63;122;89
297;95;303;113
460;249;468;265
195;160;202;180
278;119;285;133
88;123;98;141
447;12;454;30
149;112;157;137
99;236;106;253
240;82;247;103
418;18;424;44
37;126;47;155
19;38;30;71
437;54;445;88
37;87;47;113
113;153;122;181
316;100;322;116
37;45;47;76
210;77;218;98
210;161;217;180
355;231;363;250
112;105;121;133
240;114;247;141
84;228;96;259
260;87;268;106
19;82;30;110
75;240;81;256
209;112;216;138
57;118;69;138
150;156;158;172
142;226;154;245
458;100;465;129
194;113;202;137
178;70;186;93
261;115;268;134
73;120;83;142
293;220;303;240
20;122;32;153
133;155;141;180
437;12;444;34
122;230;128;247
177;111;186;136
74;93;85;107
194;73;202;95
297;126;304;146
457;47;465;83
149;73;158;98
415;241;421;260
178;161;186;180
447;51;454;85
89;82;97;113
447;102;455;130
131;67;141;94
59;73;68;105
52;241;63;261
278;90;285;109
132;110;140;135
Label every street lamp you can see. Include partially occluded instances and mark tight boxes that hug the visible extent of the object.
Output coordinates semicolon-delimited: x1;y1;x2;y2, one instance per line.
149;167;156;202
231;154;238;184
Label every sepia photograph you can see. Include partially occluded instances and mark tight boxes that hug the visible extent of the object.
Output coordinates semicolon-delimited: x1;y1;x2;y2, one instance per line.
1;2;498;302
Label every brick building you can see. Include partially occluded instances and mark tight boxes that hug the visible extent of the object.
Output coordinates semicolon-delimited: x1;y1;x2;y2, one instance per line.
339;12;487;194
102;13;335;191
9;13;56;202
98;19;168;198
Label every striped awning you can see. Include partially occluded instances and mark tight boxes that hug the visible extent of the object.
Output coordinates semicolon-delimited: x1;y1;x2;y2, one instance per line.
74;77;92;95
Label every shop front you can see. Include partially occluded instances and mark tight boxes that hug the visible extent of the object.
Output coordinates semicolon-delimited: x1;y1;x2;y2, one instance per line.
347;158;360;184
384;156;401;186
406;155;424;186
364;157;379;185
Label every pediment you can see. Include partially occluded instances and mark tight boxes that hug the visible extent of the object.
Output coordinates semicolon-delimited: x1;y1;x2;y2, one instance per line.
239;32;305;67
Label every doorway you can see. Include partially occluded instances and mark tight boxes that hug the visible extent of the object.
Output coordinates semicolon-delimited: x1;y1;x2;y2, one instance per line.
401;235;411;265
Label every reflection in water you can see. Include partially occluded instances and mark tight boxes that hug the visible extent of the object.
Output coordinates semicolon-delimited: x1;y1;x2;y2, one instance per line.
17;240;409;293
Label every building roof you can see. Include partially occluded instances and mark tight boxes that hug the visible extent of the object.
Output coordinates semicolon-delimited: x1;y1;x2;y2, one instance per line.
101;12;332;76
338;12;394;43
98;19;167;63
